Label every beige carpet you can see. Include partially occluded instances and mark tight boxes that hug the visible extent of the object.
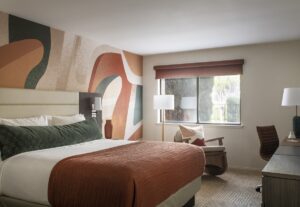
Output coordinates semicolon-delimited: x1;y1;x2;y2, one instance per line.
195;169;262;207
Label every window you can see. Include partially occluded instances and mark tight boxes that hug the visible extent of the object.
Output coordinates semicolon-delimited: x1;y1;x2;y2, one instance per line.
162;75;241;125
154;59;244;125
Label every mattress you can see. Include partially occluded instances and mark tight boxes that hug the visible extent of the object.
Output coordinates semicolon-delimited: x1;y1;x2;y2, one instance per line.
0;139;133;205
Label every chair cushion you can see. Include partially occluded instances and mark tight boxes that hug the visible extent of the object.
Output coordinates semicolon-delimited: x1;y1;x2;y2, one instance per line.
202;146;225;152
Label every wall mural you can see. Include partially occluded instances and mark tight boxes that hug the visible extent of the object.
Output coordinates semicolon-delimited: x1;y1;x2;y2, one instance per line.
0;11;143;140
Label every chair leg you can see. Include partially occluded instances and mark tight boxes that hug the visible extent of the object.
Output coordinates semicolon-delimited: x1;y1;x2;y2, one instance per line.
256;184;262;193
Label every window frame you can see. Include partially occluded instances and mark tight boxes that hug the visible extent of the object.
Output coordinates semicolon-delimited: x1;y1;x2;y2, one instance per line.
159;75;242;126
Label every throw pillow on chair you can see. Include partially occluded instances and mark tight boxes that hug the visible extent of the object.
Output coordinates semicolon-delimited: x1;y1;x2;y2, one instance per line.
192;138;206;146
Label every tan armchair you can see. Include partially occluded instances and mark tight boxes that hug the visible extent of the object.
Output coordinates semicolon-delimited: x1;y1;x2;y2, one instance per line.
174;130;228;175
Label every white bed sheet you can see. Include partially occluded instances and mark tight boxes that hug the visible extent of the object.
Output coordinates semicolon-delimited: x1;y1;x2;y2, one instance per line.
0;139;133;205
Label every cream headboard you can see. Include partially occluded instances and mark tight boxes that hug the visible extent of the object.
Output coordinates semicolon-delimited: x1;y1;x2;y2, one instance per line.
0;88;79;118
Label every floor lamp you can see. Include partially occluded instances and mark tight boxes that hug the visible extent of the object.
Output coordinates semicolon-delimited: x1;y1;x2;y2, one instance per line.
282;88;300;138
153;95;174;141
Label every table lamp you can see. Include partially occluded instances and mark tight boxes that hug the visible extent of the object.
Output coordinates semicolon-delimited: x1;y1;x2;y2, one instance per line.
153;95;174;141
282;88;300;138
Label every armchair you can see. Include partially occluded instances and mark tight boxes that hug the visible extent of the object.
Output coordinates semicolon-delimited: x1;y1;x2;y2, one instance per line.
206;136;224;145
174;130;228;175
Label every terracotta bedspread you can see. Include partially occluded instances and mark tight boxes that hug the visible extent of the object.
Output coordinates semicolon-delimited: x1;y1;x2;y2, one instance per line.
48;141;205;207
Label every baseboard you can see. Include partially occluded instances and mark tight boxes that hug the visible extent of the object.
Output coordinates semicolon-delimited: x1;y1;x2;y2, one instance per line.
228;166;262;172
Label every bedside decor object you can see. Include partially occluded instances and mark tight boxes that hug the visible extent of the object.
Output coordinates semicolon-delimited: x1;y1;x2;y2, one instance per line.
153;95;174;141
282;88;300;138
104;119;113;139
91;97;102;118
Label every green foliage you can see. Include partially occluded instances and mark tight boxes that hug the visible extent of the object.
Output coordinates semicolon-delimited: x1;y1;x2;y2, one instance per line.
198;77;214;122
165;78;197;121
163;75;240;123
226;96;240;122
213;75;240;103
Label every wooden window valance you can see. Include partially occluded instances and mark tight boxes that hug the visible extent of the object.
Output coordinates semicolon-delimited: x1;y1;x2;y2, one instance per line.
154;59;244;79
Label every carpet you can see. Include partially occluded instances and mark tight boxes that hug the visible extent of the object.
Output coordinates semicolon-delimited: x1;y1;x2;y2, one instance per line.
195;169;262;207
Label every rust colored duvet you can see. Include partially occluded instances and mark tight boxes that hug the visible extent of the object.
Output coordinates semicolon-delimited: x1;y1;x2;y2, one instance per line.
48;141;205;207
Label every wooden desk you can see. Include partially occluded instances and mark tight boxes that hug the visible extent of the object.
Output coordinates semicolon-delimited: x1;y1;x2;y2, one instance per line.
281;137;300;146
262;138;300;207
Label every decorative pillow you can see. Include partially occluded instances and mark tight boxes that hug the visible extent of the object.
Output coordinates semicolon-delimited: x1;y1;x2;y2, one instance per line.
0;118;102;160
192;138;206;146
179;124;205;143
0;116;48;126
48;114;85;126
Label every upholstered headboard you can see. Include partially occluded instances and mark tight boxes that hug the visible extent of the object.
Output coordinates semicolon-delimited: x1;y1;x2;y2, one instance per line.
0;88;79;118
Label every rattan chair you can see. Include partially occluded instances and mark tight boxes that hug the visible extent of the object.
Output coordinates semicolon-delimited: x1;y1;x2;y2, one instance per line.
255;125;279;192
256;125;279;161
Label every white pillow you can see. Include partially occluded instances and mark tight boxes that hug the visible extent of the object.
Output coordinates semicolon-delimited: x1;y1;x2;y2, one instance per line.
49;114;86;126
179;125;205;142
0;116;48;126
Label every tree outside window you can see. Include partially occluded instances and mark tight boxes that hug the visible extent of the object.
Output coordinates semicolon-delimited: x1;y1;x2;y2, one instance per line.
162;75;240;125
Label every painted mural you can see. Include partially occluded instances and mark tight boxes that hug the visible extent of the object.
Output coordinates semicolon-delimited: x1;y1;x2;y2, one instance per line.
0;11;143;140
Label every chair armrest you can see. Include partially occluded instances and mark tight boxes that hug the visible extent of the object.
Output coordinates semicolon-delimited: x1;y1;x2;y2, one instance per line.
205;137;224;146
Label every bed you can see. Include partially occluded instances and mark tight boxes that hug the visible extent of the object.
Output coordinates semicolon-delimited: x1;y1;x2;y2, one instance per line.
0;88;205;207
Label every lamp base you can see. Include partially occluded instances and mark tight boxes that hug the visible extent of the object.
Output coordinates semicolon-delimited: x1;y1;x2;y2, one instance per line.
288;131;296;139
293;116;300;138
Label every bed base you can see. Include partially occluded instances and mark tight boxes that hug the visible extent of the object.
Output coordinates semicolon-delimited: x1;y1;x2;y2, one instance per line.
0;176;201;207
183;196;195;207
0;176;200;207
0;196;47;207
0;195;195;207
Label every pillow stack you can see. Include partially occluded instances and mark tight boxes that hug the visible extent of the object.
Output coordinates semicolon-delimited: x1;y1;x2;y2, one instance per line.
47;114;86;126
0;114;86;126
0;118;102;160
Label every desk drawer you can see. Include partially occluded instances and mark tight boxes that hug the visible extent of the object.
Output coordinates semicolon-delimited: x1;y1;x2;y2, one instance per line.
263;176;300;207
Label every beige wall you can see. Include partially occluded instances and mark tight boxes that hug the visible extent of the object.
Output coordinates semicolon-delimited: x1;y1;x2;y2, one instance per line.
143;40;300;170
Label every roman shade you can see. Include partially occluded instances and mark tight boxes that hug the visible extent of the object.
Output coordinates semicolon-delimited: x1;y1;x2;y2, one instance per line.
154;59;244;79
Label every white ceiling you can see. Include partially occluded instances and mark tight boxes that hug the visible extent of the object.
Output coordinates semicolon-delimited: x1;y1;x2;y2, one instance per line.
1;0;300;55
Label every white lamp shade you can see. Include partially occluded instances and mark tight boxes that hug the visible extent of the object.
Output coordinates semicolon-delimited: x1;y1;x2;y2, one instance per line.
282;88;300;106
94;97;102;111
180;97;197;109
153;95;174;110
